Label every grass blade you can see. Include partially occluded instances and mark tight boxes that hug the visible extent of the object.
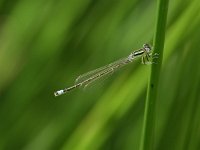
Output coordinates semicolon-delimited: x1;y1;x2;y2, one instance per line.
140;0;169;150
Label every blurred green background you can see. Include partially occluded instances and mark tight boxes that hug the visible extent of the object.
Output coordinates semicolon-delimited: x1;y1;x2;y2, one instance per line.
0;0;200;150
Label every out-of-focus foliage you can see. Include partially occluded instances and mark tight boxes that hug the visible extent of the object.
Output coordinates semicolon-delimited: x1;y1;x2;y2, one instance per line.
0;0;200;150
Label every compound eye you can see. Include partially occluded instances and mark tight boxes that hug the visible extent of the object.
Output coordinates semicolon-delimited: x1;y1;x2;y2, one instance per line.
143;43;148;47
143;43;151;52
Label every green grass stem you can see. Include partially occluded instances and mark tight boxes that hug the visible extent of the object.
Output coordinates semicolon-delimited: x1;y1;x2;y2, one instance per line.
140;0;169;150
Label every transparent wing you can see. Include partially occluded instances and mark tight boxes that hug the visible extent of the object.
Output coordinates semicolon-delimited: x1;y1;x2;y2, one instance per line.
75;57;132;87
82;67;115;89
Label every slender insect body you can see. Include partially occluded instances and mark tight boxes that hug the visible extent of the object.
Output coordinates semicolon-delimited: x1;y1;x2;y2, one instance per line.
133;49;144;57
54;44;155;96
65;83;82;92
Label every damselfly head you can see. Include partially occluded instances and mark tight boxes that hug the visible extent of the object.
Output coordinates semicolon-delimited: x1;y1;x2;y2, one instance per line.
143;43;151;53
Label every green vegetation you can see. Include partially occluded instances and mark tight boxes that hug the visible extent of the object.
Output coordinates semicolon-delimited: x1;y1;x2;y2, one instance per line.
140;0;169;150
0;0;200;150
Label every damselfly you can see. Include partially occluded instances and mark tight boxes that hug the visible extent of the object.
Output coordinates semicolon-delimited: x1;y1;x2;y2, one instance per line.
54;44;157;96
